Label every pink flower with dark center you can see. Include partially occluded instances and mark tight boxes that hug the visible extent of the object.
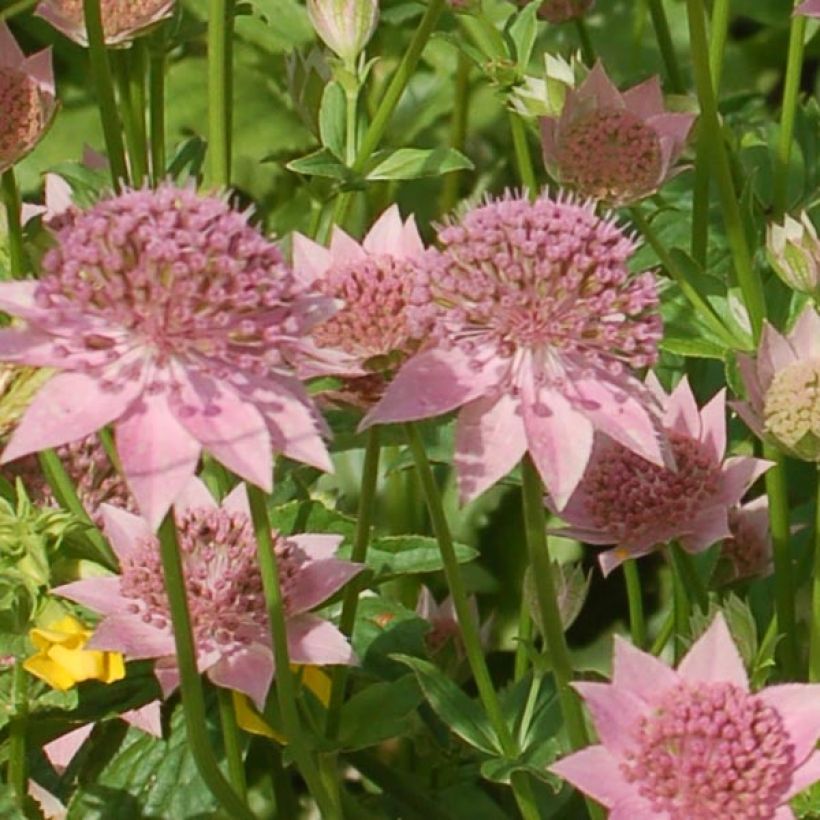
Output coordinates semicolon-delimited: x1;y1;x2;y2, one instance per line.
718;497;773;584
0;184;335;529
0;23;57;175
553;376;771;575
362;192;666;508
797;0;820;16
551;614;820;819
540;62;696;205
536;0;593;23
292;206;427;407
35;0;175;46
54;477;362;708
734;306;820;463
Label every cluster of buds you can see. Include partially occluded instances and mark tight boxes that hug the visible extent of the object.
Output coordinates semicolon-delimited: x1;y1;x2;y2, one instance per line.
766;211;820;301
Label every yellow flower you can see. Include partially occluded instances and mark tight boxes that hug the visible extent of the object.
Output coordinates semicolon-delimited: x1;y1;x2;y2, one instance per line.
24;615;125;691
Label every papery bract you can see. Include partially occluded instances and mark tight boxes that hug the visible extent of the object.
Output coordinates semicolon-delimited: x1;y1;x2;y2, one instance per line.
767;212;820;300
362;192;666;509
54;477;363;709
718;496;773;584
551;614;820;819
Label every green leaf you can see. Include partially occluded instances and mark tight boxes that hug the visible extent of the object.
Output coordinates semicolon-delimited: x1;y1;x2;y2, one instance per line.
165;136;208;182
479;739;561;786
319;82;348;160
391;654;500;755
338;675;423;749
366;148;473;181
267;499;355;540
286;148;353;181
507;0;539;70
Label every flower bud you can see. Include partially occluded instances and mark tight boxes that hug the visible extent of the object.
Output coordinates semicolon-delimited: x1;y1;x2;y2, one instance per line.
307;0;379;66
766;212;820;300
509;52;584;119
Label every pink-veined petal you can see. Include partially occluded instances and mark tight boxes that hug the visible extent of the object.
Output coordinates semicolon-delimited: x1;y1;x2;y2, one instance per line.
758;685;820;765
287;558;364;615
677;613;748;689
86;616;175;659
789;304;820;360
362;205;405;256
0;21;25;68
99;504;151;563
289;533;344;561
173;476;219;513
611;635;678;703
666;375;701;439
292;232;332;288
329;226;366;264
699;388;727;461
207;644;274;711
43;724;94;773
287;614;356;666
121;701;163;737
53;578;128;617
549;745;635;809
573;681;647;755
785;750;820;801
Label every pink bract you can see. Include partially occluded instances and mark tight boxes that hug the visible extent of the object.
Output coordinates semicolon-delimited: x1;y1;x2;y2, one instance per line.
0;183;335;529
540;62;696;205
797;0;820;16
35;0;175;47
361;192;666;509
733;306;820;463
551;614;820;819
0;22;57;175
54;477;363;709
553;375;771;575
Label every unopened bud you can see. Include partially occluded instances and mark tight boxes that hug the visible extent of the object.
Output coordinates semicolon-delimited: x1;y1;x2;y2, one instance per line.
307;0;379;66
766;212;820;300
509;52;584;118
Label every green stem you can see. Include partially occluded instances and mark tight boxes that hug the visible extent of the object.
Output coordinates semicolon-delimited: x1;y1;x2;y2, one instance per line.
670;557;690;663
329;0;446;229
650;609;675;656
520;457;603;820
245;484;340;819
668;543;708;613
647;0;685;93
513;597;533;682
773;10;807;218
508;112;537;197
765;445;798;679
809;467;820;681
8;662;27;807
83;0;128;188
217;687;247;799
113;52;147;185
149;29;167;183
326;427;381;738
345;84;359;168
622;560;647;649
1;170;25;278
440;52;471;213
573;17;595;65
38;448;116;569
157;515;254;820
708;0;730;85
686;0;766;341
207;0;235;187
404;424;542;820
630;207;742;349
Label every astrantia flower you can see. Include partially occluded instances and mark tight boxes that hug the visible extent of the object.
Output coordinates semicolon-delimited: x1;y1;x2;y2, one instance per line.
0;22;57;174
550;614;820;819
292;205;427;407
54;477;362;708
718;496;773;584
537;0;593;23
797;0;820;17
362;192;666;508
35;0;174;47
0;183;335;528
734;306;820;462
540;62;696;205
554;376;771;575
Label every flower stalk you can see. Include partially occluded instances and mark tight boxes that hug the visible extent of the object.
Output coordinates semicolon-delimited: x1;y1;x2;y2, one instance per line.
217;686;248;799
208;0;235;187
113;51;147;184
622;560;646;649
1;170;25;278
810;466;820;681
149;28;167;183
7;661;28;807
646;0;684;93
508;112;537;197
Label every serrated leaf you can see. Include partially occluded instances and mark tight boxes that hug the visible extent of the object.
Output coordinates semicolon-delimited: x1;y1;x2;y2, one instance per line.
391;654;500;755
366;148;473;181
319;82;347;160
286;148;352;180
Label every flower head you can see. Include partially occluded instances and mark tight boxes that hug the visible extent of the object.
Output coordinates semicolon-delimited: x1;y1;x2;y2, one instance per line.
0;183;335;528
734;306;820;462
362;192;666;508
551;614;820;819
54;477;362;708
292;205;427;407
0;22;57;175
717;496;772;584
540;62;696;205
35;0;175;47
766;212;820;300
306;0;378;65
554;376;771;575
537;0;593;23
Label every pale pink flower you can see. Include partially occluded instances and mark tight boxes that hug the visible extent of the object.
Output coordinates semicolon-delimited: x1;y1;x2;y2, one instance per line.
718;496;773;583
0;22;57;174
734;306;820;463
551;614;820;819
0;184;335;529
797;0;820;16
537;0;593;23
54;477;363;709
540;62;696;205
361;192;666;509
292;205;427;407
553;376;771;575
35;0;175;47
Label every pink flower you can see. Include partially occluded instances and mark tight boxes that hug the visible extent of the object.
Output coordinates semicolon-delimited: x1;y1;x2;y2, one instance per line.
734;306;820;463
0;184;335;529
54;477;363;709
292;205;427;407
416;586;481;655
35;0;175;47
540;62;695;205
717;496;773;584
536;0;593;23
0;22;57;174
553;376;771;575
551;614;820;818
797;0;820;16
361;192;666;508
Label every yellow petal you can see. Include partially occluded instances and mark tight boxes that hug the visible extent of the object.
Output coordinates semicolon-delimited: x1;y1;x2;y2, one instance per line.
297;665;332;706
23;654;76;691
48;645;109;684
100;652;126;684
232;692;285;743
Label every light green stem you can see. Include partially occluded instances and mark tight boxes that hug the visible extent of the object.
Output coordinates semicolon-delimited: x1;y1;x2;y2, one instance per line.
622;560;647;649
207;0;235;187
440;52;471;213
508;112;537;197
670;556;690;663
647;0;684;93
520;457;603;820
668;543;708;613
326;427;381;738
773;10;807;218
83;0;128;188
651;609;675;656
246;483;340;819
686;0;766;341
149;29;167;182
113;52;147;185
345;84;359;168
810;467;820;681
216;687;247;799
8;661;27;807
765;445;798;679
157;515;254;820
513;596;533;682
1;170;25;278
